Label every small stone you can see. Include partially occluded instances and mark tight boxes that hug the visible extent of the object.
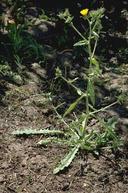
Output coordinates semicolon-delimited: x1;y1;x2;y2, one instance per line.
0;175;5;182
1;162;9;169
21;158;27;167
61;182;70;191
83;183;87;187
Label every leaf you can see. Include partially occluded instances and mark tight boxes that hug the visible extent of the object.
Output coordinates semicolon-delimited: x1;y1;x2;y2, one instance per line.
53;145;79;174
38;138;70;146
12;129;64;136
65;16;73;24
63;95;84;117
76;88;83;96
92;31;99;39
74;39;89;47
37;137;56;145
87;79;95;106
107;117;118;129
82;115;87;130
91;57;99;66
91;57;101;76
68;78;78;83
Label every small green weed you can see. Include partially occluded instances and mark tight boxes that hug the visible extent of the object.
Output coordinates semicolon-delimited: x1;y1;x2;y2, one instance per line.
1;22;45;75
0;61;22;83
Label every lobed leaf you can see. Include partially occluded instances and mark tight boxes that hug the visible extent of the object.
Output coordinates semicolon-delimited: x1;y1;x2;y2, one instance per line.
38;138;70;146
12;129;64;136
53;145;80;174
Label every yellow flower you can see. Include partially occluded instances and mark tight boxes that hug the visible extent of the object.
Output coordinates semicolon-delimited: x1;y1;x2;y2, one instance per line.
80;8;89;16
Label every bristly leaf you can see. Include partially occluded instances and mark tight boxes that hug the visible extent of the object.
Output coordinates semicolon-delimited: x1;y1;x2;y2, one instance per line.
12;129;64;136
38;138;71;146
74;39;89;47
91;57;101;76
87;79;95;106
63;95;84;117
53;145;80;174
37;137;58;145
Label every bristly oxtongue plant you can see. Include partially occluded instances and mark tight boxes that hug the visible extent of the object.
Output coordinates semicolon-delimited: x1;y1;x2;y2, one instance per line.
12;8;122;174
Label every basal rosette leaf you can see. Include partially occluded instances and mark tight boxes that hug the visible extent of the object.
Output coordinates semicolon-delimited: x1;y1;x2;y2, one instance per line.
53;145;80;174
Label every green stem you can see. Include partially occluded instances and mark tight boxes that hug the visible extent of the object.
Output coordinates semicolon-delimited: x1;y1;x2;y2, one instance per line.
90;101;118;115
92;38;98;58
70;22;86;40
61;76;86;96
83;94;90;132
87;19;92;63
54;106;79;138
82;19;93;134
